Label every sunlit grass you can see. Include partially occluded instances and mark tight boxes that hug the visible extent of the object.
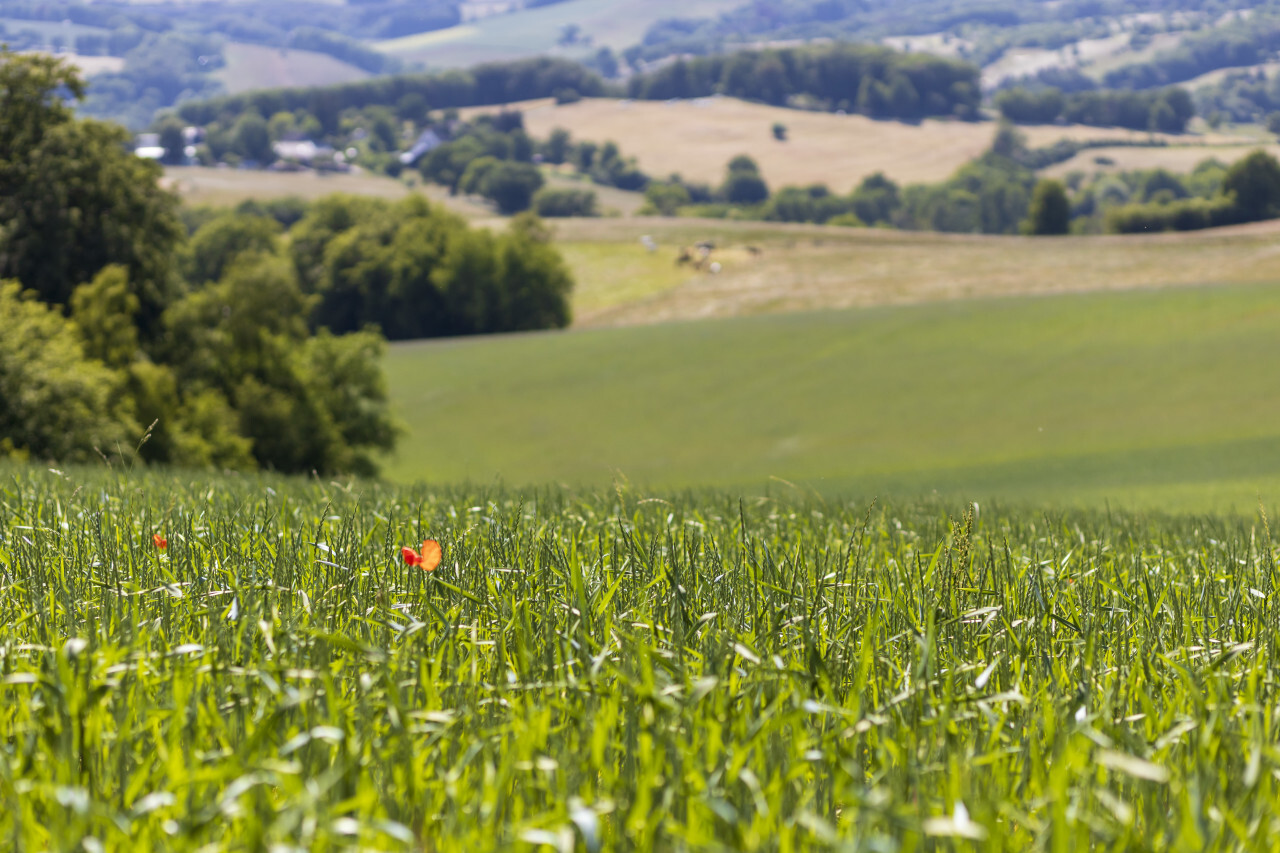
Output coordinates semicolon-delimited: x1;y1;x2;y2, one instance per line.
386;281;1280;512
3;466;1280;849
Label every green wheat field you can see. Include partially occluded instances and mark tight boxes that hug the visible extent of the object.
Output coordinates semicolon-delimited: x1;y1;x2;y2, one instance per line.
385;281;1280;512
3;466;1280;850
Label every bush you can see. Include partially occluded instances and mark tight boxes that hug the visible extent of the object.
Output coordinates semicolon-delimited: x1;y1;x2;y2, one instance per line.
480;161;546;214
643;182;692;216
1223;149;1280;219
289;195;573;340
1105;197;1243;233
719;155;770;205
1023;180;1070;235
0;281;137;463
533;187;599;217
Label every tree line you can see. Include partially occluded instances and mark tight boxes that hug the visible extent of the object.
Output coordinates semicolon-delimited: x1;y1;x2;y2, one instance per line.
652;123;1280;238
994;86;1196;133
0;51;574;475
177;57;609;130
626;44;982;120
1102;13;1280;90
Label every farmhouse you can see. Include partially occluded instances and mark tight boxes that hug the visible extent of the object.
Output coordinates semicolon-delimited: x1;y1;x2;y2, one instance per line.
399;129;445;166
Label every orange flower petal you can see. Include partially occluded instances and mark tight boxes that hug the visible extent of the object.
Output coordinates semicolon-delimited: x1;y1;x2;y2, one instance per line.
419;539;442;572
402;546;421;566
152;534;168;549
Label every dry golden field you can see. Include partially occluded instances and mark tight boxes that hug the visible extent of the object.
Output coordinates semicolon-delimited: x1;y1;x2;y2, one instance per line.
162;167;495;218
1042;142;1280;178
554;216;1280;326
474;97;1198;190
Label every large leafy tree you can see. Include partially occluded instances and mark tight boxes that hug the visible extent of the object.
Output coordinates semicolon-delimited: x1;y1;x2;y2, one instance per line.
0;50;183;337
0;281;138;462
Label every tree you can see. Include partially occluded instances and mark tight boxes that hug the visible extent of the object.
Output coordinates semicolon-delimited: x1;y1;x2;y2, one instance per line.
156;115;187;165
719;155;769;204
71;266;140;369
0;50;183;337
162;253;396;475
1223;149;1280;220
0;281;138;462
1024;180;1071;235
480;161;545;214
534;188;598;217
232;113;273;165
644;182;691;216
772;122;788;141
545;128;572;164
184;213;282;286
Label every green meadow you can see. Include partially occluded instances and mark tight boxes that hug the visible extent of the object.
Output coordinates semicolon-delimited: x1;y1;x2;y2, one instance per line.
5;466;1280;850
386;281;1280;511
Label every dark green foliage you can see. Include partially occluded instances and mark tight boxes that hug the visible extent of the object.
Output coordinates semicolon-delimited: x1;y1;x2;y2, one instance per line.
1105;196;1245;234
155;115;187;165
70;266;140;369
643;182;693;216
288;195;573;340
1197;70;1280;125
232;113;274;165
0;51;184;338
183;213;282;286
81;32;225;130
0;281;137;463
0;53;399;476
1096;150;1280;234
627;43;980;120
543;128;572;164
719;155;769;205
476;161;545;215
997;86;1195;132
161;253;396;476
179;57;607;127
288;27;401;74
1104;14;1280;90
763;185;847;224
772;122;788;141
533;187;599;218
1223;149;1280;220
1024;180;1070;235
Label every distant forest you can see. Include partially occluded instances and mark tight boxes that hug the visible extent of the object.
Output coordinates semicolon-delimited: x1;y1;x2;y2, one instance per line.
179;44;981;129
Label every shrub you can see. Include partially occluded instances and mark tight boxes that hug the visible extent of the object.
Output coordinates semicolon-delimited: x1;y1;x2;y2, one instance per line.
0;281;137;463
1023;180;1071;235
643;182;692;216
481;161;546;214
533;187;599;217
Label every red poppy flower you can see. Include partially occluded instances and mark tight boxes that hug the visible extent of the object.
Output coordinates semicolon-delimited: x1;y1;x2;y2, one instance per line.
402;539;442;572
153;534;168;549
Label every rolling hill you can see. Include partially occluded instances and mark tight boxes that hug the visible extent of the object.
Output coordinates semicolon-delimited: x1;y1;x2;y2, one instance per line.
216;43;371;95
377;0;743;68
466;96;1220;192
383;277;1280;511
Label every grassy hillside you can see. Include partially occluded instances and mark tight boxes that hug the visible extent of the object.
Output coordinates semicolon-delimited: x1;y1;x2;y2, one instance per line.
554;217;1280;324
378;0;742;68
385;280;1280;510
1042;141;1280;179
216;42;371;94
480;97;1198;191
